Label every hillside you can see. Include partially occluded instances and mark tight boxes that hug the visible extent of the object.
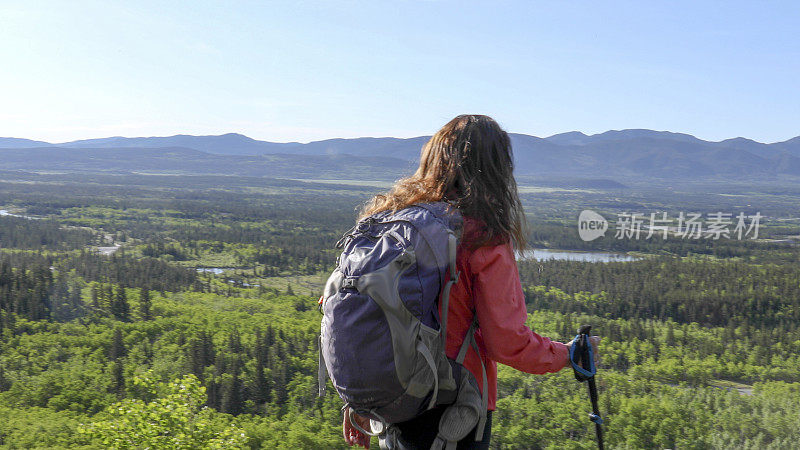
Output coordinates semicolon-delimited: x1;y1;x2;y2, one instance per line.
0;173;798;448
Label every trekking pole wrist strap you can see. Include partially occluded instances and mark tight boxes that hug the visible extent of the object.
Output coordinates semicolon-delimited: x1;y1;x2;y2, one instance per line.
569;334;596;380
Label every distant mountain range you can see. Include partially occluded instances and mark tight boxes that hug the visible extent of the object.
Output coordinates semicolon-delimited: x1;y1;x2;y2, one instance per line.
1;130;799;182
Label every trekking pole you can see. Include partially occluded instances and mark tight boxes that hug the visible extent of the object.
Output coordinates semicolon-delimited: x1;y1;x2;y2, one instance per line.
570;324;604;450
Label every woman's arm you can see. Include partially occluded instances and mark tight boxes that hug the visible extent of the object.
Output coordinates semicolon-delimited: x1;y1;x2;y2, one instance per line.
470;243;571;373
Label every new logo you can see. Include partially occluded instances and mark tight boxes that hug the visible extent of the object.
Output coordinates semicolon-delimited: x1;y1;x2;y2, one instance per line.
578;210;608;242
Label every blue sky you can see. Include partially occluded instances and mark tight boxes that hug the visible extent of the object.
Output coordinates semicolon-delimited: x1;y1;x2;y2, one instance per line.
1;1;798;143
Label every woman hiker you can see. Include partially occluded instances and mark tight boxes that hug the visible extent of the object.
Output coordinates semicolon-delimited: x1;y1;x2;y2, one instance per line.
342;115;600;449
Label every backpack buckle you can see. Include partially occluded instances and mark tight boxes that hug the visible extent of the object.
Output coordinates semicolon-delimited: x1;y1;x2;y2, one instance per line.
356;217;376;233
341;277;359;291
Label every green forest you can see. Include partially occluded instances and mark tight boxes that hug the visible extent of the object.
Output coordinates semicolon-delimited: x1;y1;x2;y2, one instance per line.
0;173;799;449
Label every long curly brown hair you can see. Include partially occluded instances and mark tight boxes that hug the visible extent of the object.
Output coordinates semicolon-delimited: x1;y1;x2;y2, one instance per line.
361;114;528;250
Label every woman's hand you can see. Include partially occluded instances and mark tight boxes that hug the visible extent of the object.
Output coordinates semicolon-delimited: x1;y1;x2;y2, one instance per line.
564;335;601;369
343;407;371;449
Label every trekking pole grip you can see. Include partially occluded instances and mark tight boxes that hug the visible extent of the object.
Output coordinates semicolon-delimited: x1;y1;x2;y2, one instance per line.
570;325;596;381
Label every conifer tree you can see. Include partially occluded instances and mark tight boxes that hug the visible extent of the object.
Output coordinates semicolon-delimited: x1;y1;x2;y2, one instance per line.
111;361;125;398
111;285;130;321
109;328;127;360
139;288;151;321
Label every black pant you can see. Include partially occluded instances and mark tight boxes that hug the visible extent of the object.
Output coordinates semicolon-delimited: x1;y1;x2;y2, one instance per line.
394;406;492;449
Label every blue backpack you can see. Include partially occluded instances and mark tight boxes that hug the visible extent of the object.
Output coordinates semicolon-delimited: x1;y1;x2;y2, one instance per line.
318;203;488;449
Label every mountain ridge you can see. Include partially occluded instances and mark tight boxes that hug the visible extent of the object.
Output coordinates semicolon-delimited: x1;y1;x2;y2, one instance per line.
4;129;797;150
1;129;799;181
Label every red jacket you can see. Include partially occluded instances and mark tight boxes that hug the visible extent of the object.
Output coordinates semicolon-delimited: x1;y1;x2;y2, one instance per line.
441;218;569;410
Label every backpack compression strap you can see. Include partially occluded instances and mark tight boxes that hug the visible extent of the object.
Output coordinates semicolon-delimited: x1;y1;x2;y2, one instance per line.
456;318;488;440
432;317;488;450
318;334;328;396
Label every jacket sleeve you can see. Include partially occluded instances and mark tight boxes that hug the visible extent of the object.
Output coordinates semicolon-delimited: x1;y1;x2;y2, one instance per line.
471;243;570;374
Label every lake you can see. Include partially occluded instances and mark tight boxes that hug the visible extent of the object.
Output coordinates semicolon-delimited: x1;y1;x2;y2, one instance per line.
519;249;640;263
196;267;255;274
196;267;234;275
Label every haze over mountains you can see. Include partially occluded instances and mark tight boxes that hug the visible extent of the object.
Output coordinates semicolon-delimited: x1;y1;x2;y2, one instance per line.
1;130;799;183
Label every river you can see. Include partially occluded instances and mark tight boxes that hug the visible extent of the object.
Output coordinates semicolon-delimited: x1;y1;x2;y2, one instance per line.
0;209;40;220
519;249;640;263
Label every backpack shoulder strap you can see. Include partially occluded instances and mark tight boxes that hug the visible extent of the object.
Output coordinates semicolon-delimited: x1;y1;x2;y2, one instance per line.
414;202;463;233
438;232;459;350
